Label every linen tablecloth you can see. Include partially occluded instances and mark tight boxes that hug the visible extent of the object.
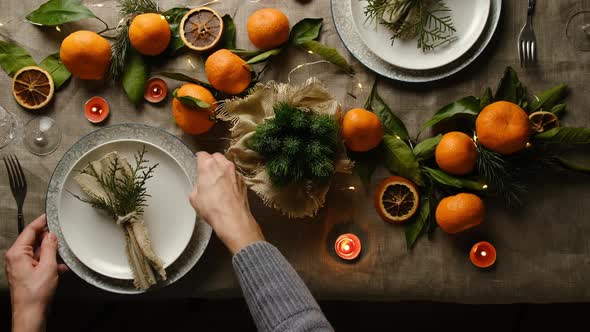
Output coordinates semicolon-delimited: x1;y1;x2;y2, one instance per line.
1;0;590;303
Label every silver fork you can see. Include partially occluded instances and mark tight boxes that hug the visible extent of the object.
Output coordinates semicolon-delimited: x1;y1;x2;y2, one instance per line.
3;155;27;234
518;0;537;67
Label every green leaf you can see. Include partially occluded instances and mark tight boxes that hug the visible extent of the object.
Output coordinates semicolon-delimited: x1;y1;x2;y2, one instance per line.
550;103;567;117
413;134;442;161
246;48;281;64
221;14;236;49
421;167;485;191
153;72;213;89
382;135;423;185
300;40;354;74
528;83;568;113
164;7;190;53
39;53;71;89
494;67;528;107
554;157;590;174
289;18;323;45
122;50;148;104
405;195;429;249
229;49;264;58
365;82;409;140
349;149;379;188
172;88;211;108
534;127;590;144
420;96;480;131
26;0;96;26
479;87;493;109
0;40;36;77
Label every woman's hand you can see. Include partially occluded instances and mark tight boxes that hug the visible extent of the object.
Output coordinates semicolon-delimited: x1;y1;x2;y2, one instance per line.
5;214;68;332
189;152;265;255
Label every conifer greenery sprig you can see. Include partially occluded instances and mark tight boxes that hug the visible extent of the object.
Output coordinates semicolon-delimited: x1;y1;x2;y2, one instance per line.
72;146;159;218
248;102;339;187
364;0;457;52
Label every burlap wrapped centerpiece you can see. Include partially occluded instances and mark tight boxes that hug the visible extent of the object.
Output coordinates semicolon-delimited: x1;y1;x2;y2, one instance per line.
218;78;353;218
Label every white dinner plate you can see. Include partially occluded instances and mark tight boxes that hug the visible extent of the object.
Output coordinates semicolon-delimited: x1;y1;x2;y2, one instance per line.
351;0;491;70
59;140;195;279
47;124;212;294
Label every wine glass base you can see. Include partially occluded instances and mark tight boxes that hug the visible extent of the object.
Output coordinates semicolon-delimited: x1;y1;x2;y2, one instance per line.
23;117;62;156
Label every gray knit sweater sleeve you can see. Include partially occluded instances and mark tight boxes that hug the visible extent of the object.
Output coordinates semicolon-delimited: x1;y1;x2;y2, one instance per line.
232;241;334;332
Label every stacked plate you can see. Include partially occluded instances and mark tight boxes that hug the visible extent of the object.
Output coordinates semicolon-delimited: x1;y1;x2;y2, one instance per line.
331;0;502;82
46;124;211;294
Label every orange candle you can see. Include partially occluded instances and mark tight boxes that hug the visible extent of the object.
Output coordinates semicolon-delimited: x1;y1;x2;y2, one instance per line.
335;233;361;260
84;97;110;124
470;241;496;268
144;77;168;103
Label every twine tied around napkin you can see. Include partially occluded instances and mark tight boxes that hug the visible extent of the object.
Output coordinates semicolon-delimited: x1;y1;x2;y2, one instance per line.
73;152;166;290
217;78;353;218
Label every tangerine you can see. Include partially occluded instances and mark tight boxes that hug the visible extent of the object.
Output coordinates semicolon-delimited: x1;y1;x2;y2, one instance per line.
172;83;217;135
205;49;251;95
129;13;171;56
476;101;530;155
60;30;111;80
247;8;290;50
342;108;384;152
435;193;484;234
435;131;478;175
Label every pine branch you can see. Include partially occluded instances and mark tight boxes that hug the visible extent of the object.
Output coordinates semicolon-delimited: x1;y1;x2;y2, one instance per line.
476;145;527;205
116;0;160;16
108;23;130;80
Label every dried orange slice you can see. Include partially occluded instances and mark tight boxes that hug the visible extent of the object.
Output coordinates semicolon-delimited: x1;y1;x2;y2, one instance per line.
374;176;420;223
179;7;223;52
529;111;560;133
12;66;55;110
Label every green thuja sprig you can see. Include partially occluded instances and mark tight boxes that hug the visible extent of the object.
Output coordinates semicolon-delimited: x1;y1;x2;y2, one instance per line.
248;102;339;187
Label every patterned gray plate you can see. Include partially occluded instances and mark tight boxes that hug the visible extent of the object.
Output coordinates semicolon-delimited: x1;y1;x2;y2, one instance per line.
331;0;502;83
46;124;212;294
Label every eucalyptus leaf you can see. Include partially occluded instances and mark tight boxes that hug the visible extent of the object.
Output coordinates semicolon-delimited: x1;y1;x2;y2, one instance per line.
550;103;567;117
365;82;409;140
289;18;323;45
405;195;429;249
153;72;213;89
382;135;423;185
421;167;485;191
0;40;37;77
479;87;493;109
26;0;96;26
172;88;211;108
529;83;568;113
534;127;590;144
122;50;148;104
164;7;190;53
221;14;236;49
494;67;528;107
420;96;480;131
300;40;354;74
554;157;590;174
246;48;281;64
39;53;71;89
413;134;442;161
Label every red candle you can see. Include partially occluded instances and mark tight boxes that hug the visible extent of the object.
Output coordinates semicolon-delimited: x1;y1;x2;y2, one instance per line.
144;77;168;103
470;241;496;268
335;233;361;260
84;97;110;124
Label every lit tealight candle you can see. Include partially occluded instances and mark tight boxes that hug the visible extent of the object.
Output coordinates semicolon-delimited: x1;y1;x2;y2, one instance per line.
470;241;497;268
144;77;168;103
84;96;110;124
335;233;361;261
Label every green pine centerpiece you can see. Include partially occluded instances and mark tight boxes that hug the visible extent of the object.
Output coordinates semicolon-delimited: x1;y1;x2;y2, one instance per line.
248;102;339;187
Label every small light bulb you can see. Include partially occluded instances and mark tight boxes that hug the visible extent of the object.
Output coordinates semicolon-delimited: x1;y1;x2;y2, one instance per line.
482;184;488;189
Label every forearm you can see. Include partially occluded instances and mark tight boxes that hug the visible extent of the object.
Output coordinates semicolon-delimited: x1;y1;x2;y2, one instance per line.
232;242;333;332
12;306;46;332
